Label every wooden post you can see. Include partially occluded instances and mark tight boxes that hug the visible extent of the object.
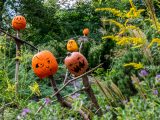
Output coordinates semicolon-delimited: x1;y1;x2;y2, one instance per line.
49;75;90;120
15;30;21;96
79;42;83;53
82;75;102;115
49;75;71;108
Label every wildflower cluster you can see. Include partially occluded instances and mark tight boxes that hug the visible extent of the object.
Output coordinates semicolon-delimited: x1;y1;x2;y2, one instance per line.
29;82;41;96
123;62;143;69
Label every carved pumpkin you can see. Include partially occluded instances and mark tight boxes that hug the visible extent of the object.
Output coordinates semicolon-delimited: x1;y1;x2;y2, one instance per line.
12;15;26;30
32;50;58;79
64;52;88;76
67;39;78;52
83;28;89;36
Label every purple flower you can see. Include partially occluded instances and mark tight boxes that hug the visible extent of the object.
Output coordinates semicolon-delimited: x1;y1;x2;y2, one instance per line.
155;74;160;84
153;89;158;95
156;74;160;78
21;108;30;116
139;69;148;77
45;98;51;105
71;93;80;99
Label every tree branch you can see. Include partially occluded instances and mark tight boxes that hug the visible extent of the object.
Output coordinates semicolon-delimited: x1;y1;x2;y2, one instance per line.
0;28;39;51
51;63;103;98
35;63;103;115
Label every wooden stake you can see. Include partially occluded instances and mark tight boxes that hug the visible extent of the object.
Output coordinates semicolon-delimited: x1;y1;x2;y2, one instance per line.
15;30;21;96
82;75;102;115
79;42;83;53
63;69;69;85
49;75;90;120
49;75;71;108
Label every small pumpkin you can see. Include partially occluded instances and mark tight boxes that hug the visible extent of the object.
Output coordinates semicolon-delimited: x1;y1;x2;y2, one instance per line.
64;52;88;76
32;50;58;79
67;39;78;52
83;28;89;36
12;15;26;30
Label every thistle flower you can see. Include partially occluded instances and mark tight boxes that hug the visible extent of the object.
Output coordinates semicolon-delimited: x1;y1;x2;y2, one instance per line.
45;98;51;105
71;93;80;99
153;89;158;95
21;108;30;117
139;69;148;77
156;74;160;79
155;74;160;85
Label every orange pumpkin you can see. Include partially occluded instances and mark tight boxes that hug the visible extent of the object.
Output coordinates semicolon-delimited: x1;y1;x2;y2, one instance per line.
12;15;26;30
83;28;89;36
64;52;88;76
32;50;58;79
67;39;78;52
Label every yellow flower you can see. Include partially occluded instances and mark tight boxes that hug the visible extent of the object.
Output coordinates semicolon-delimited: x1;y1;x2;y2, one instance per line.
6;83;15;93
95;8;124;17
148;38;160;48
102;19;124;28
123;62;143;69
125;0;144;18
116;37;130;45
29;82;41;96
102;35;144;47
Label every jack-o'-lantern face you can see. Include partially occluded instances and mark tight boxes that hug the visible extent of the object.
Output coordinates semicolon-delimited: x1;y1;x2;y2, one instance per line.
83;28;89;36
64;52;88;76
67;39;78;52
32;50;58;79
12;15;26;30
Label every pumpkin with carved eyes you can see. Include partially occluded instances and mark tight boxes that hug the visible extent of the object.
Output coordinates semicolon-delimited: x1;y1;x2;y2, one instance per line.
32;50;58;79
64;52;88;76
67;39;78;52
83;28;89;36
12;15;26;30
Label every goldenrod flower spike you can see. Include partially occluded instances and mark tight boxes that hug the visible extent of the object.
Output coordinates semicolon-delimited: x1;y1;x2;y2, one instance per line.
148;38;160;48
6;83;15;93
95;8;124;17
123;62;143;69
126;0;144;18
29;82;41;96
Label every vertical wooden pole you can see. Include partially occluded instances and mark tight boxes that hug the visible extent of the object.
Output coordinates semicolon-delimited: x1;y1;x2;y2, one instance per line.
49;75;71;107
49;75;90;120
15;30;21;96
82;75;102;115
79;42;83;53
63;69;69;85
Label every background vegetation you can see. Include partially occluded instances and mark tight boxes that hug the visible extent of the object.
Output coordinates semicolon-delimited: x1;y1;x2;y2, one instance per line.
0;0;160;119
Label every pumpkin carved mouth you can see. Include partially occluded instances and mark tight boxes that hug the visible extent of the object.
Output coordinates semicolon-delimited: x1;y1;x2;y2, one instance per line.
15;22;24;25
71;60;85;73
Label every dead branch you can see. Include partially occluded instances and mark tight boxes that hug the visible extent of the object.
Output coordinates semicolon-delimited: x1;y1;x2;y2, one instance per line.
0;28;38;51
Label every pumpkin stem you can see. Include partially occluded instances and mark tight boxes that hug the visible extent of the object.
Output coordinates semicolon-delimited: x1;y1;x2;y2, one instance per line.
82;75;103;116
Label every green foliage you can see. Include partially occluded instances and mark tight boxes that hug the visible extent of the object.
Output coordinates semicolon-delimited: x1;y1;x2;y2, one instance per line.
1;0;160;119
116;96;160;120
